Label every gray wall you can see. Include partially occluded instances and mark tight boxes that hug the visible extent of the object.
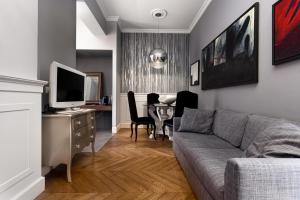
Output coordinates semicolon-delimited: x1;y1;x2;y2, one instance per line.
190;0;300;121
77;53;113;96
38;0;76;81
121;33;189;93
38;0;76;110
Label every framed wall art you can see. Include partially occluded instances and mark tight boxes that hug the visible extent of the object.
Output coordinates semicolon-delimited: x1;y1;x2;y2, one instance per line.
273;0;300;65
201;3;259;90
190;60;200;86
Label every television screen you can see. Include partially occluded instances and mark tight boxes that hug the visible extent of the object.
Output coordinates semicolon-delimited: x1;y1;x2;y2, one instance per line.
56;67;85;102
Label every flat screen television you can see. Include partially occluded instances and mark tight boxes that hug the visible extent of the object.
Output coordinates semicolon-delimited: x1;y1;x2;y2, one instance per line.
49;61;86;108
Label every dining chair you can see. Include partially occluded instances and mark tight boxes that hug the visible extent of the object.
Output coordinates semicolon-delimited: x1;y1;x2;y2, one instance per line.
127;91;156;142
162;91;198;140
146;93;160;134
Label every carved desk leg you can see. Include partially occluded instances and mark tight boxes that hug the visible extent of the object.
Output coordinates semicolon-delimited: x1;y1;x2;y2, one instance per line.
67;161;72;182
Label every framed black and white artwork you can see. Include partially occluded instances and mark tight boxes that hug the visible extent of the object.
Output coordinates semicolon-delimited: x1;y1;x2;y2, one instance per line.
201;3;259;90
190;60;200;86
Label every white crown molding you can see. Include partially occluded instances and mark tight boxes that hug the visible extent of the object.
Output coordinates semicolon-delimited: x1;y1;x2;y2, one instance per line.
122;28;190;34
106;16;120;22
188;0;213;32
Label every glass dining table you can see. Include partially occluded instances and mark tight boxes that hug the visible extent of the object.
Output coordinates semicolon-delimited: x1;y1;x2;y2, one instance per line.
145;103;176;141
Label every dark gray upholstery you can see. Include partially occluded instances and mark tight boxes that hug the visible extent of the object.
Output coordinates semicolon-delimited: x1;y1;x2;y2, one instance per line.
213;109;248;147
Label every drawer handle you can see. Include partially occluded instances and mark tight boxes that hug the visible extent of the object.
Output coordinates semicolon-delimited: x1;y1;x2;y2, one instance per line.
75;132;81;137
91;117;94;120
90;135;94;139
75;144;81;149
91;126;94;130
76;121;81;125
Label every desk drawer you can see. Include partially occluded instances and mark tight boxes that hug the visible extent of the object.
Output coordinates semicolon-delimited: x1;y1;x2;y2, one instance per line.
87;112;96;125
72;115;87;130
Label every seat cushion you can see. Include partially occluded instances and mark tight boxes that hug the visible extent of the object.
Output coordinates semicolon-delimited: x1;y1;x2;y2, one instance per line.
187;148;243;200
213;109;248;147
178;108;215;134
240;115;283;150
173;131;235;151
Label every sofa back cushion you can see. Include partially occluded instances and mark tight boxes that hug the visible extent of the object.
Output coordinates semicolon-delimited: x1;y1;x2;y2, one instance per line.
213;109;248;147
178;108;215;134
240;115;283;150
246;122;300;158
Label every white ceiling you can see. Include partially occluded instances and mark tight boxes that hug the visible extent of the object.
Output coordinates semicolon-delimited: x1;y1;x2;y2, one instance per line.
96;0;211;33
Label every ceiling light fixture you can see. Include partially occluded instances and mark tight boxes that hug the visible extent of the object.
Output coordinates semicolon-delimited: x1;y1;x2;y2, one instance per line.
149;8;168;69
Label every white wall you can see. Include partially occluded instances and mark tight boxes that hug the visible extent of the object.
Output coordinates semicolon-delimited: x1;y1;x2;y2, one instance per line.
0;1;46;199
0;0;38;80
77;4;121;132
190;0;300;122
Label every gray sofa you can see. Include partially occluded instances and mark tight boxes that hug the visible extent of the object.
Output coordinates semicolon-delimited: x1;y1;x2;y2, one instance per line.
173;109;300;200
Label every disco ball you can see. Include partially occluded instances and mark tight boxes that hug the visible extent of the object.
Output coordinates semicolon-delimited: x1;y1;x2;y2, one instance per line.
149;48;168;69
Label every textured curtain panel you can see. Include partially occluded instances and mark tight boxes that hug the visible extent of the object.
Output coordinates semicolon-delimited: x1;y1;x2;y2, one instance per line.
121;33;189;93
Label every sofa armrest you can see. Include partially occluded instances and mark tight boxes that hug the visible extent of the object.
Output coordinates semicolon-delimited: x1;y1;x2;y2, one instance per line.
173;117;181;132
225;158;300;200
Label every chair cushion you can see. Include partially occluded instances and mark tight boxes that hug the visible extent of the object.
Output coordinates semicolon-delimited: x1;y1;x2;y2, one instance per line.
186;148;243;200
240;115;283;150
213;109;248;147
246;122;300;158
178;108;215;134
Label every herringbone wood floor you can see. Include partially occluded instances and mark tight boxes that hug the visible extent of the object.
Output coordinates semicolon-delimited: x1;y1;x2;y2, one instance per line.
36;129;196;200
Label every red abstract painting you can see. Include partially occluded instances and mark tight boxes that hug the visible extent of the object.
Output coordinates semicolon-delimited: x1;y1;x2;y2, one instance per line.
273;0;300;65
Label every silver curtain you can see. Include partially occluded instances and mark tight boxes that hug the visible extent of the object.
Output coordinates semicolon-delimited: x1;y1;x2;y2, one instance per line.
121;33;189;93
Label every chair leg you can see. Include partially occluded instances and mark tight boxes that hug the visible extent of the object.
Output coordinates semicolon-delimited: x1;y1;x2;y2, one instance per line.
130;122;134;138
146;124;149;136
135;124;138;142
162;124;166;141
153;124;156;140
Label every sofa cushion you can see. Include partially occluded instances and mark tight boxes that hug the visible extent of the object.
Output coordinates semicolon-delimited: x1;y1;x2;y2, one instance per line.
178;108;215;134
246;122;300;158
173;131;235;151
240;115;283;150
213;109;248;147
187;148;243;200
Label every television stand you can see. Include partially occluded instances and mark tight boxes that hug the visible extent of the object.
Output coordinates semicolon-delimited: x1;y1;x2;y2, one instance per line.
42;108;96;182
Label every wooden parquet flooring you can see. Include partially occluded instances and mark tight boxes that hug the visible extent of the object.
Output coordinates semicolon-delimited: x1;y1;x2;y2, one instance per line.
36;129;196;200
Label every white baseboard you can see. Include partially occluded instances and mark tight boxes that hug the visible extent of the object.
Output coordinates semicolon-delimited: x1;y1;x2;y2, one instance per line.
112;124;121;135
13;177;45;200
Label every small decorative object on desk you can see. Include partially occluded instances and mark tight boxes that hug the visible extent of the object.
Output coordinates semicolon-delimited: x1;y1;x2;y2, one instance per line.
159;95;176;105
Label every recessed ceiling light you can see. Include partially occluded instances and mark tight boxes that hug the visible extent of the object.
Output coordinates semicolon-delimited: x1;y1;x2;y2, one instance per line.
151;8;168;19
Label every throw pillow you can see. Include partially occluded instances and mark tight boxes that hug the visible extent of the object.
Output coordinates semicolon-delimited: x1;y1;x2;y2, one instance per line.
246;122;300;158
178;108;215;134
